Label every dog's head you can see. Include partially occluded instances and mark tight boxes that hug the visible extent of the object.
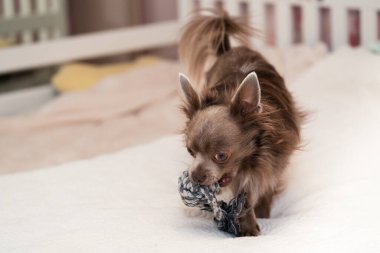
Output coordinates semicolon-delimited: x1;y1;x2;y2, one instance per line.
179;72;262;187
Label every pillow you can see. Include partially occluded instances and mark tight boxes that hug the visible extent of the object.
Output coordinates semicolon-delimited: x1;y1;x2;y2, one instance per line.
52;56;159;93
0;38;15;49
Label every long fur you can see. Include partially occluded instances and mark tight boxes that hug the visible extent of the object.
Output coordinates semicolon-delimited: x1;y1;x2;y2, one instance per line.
179;10;304;236
179;10;255;84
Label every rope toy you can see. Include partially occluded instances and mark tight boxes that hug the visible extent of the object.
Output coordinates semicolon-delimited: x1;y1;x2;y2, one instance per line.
178;171;247;236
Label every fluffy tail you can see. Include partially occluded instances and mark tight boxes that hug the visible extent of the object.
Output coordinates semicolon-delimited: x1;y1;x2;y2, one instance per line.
179;10;254;83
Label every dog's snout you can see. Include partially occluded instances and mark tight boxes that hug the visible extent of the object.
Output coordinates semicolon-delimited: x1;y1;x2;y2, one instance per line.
191;169;207;184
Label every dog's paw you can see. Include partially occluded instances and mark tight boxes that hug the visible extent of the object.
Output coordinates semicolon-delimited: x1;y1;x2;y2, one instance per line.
239;223;261;237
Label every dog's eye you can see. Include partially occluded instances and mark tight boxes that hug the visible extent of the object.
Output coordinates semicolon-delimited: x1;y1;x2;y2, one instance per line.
187;147;195;157
213;152;229;163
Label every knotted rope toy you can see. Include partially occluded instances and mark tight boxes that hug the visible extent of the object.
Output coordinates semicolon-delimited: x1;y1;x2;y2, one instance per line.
178;171;247;236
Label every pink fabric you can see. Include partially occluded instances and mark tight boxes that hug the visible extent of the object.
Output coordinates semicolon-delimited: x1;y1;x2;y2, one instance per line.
0;45;327;174
0;61;180;133
0;61;184;174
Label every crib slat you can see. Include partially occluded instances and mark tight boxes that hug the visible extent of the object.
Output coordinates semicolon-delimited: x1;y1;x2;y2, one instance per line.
249;0;266;48
37;0;48;12
38;33;50;42
38;29;49;42
52;0;67;39
20;0;33;43
378;11;380;41
51;0;60;12
2;0;15;18
200;0;215;10
330;2;347;50
20;0;32;16
177;0;194;22
361;7;376;48
52;28;61;39
303;1;318;46
319;7;332;49
275;1;291;47
225;0;239;16
36;0;49;41
2;0;16;40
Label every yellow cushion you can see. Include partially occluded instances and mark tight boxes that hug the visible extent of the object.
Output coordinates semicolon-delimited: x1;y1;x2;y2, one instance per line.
52;56;159;93
0;38;15;49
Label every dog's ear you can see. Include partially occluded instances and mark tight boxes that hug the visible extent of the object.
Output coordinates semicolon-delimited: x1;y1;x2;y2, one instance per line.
179;73;200;118
231;72;261;116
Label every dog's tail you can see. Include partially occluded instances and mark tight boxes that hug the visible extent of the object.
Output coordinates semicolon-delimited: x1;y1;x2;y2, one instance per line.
179;10;255;83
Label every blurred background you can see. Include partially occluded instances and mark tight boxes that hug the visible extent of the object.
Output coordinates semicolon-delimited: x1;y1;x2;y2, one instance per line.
0;0;379;174
0;0;178;94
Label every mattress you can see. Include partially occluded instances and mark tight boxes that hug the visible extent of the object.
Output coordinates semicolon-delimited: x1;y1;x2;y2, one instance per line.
1;48;379;252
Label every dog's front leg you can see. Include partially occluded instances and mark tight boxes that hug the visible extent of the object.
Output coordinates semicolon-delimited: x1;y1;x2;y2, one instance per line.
238;191;260;237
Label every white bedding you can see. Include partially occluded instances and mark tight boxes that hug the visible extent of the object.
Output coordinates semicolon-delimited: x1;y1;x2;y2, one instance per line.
1;48;380;252
0;44;326;174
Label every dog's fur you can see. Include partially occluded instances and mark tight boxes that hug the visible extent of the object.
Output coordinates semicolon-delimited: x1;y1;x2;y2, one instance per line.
178;11;303;236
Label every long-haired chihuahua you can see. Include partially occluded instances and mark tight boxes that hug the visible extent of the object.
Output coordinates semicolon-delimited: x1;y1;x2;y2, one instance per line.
178;11;303;236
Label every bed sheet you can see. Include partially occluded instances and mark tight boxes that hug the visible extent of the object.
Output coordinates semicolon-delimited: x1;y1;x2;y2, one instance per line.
0;47;379;252
0;44;327;174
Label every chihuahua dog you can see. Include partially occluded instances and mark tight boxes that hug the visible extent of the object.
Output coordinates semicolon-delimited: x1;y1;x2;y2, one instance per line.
178;11;303;236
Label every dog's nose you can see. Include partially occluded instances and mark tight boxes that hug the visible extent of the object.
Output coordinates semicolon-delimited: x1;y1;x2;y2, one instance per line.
191;170;207;184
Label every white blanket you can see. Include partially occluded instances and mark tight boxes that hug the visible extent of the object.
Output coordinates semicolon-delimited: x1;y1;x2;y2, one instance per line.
1;48;380;252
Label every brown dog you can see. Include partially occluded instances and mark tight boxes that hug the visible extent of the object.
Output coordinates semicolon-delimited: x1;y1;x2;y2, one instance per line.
178;11;303;236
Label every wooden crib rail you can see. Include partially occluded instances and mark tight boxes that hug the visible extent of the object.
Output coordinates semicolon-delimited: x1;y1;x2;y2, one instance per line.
0;21;179;75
